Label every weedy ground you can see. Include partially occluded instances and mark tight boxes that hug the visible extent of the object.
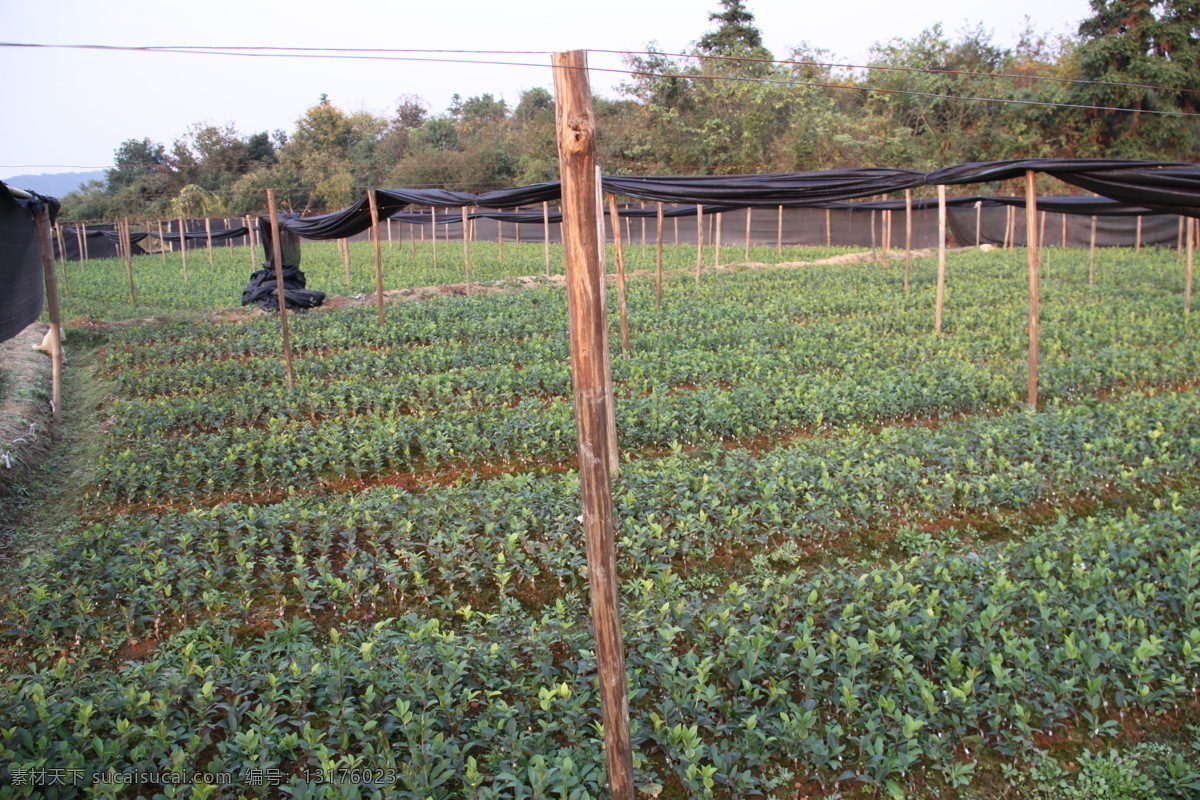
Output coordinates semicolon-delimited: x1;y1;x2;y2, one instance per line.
3;243;1200;799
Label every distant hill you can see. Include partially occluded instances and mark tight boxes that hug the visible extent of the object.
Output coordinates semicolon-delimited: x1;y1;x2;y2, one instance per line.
1;171;106;197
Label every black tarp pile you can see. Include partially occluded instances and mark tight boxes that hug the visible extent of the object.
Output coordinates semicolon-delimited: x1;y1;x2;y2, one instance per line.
243;215;324;311
0;183;58;344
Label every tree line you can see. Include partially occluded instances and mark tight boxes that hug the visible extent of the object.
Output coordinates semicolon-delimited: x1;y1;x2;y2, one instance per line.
61;0;1199;221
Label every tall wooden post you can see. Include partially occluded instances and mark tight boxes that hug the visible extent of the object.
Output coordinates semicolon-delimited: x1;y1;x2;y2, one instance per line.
205;217;214;267
34;208;63;423
369;191;386;325
265;189;296;391
551;50;634;800
825;207;832;247
543;201;552;276
1136;216;1143;252
606;195;631;356
1089;216;1097;285
744;207;752;261
1025;172;1040;410
673;216;678;246
122;219;136;309
655;202;664;310
461;206;472;295
695;204;705;283
935;186;947;334
1062;213;1068;249
904;190;912;293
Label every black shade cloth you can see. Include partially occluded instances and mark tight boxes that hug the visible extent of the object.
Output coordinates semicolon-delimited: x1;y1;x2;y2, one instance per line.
0;184;58;343
241;265;325;311
602;168;927;207
926;159;1200;218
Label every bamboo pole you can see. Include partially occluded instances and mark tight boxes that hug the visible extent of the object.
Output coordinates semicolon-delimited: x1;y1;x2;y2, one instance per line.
461;206;472;295
655;201;664;310
1025;171;1040;410
122;219;136;309
369;190;385;325
744;207;752;261
551;50;634;800
35;208;63;423
205;217;214;267
935;186;947;335
1089;216;1097;285
904;190;912;293
695;204;704;283
606;194;631;356
265;190;296;391
543;201;551;276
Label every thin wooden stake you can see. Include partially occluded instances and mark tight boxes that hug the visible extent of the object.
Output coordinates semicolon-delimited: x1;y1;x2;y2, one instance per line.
265;189;296;391
744;207;752;261
607;194;631;356
904;190;912;293
543;201;551;276
461;206;472;294
178;218;188;280
871;209;880;267
342;237;352;287
1025;171;1040;410
34;208;63;423
247;216;256;270
551;50;634;800
1089;216;1097;285
81;221;89;264
695;204;705;283
975;201;982;249
825;207;832;247
655;202;664;310
369;191;385;325
122;218;136;309
714;212;722;268
497;213;504;262
1062;213;1067;249
673;216;678;246
776;204;783;255
1136;216;1142;252
935;186;947;335
1186;217;1194;319
431;207;439;269
1040;210;1048;277
205;217;214;267
1179;216;1186;263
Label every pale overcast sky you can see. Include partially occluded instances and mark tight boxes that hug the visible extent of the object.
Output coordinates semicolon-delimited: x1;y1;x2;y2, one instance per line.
1;0;1092;176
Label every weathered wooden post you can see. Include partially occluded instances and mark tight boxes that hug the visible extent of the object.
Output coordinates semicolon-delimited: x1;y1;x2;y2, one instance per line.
205;217;214;267
714;212;723;268
34;207;63;423
1186;217;1195;319
744;207;752;261
178;217;188;280
825;207;832;247
551;49;635;800
1089;216;1097;285
265;189;296;391
776;204;783;255
975;201;982;249
543;201;552;277
431;206;439;269
1025;171;1040;409
1136;216;1142;253
606;194;631;356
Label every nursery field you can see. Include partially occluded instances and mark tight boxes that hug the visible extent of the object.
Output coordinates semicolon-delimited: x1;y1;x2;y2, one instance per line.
4;245;1200;799
52;241;861;321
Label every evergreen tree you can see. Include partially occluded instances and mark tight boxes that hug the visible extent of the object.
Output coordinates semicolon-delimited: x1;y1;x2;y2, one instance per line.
697;0;767;56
